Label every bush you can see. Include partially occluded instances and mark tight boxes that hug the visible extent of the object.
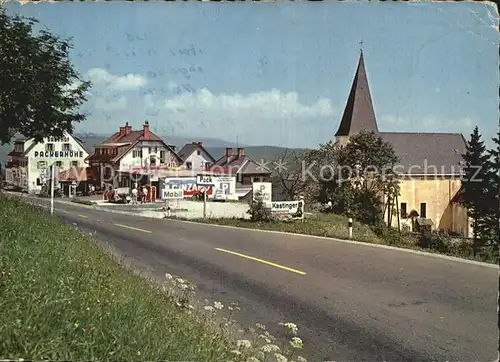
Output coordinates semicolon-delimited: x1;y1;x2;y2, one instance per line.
247;190;272;222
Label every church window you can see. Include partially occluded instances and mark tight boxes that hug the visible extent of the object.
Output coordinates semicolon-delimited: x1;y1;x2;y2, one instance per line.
420;203;427;218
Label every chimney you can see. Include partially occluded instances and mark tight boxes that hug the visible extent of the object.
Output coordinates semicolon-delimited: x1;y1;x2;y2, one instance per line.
237;147;244;157
225;147;233;160
125;121;132;135
143;120;150;138
119;126;125;136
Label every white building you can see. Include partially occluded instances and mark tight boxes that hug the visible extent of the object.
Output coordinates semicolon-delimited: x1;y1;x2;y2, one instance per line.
5;132;89;193
177;141;216;171
87;121;184;188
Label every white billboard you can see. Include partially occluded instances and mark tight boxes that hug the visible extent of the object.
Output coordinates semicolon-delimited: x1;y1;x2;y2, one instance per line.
271;200;305;219
197;174;237;200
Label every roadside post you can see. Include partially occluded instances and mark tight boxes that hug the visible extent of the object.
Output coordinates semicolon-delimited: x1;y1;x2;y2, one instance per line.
50;164;55;215
348;217;353;239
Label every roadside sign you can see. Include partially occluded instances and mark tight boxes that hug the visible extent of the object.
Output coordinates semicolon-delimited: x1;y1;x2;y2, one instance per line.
197;174;215;185
162;189;184;199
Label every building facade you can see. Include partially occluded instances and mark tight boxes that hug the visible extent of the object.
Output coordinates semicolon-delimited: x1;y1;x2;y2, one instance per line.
86;121;183;189
177;141;216;171
5;132;88;193
334;49;470;236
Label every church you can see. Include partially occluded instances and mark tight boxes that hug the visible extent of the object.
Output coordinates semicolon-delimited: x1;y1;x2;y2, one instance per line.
334;48;470;236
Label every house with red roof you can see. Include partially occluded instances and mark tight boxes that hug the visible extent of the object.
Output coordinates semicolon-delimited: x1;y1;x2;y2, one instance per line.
86;121;183;190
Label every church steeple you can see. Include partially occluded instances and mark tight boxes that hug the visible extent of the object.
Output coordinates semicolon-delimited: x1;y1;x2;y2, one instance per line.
335;48;379;139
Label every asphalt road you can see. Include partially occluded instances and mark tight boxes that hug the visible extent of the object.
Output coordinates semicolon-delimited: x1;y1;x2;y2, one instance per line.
24;197;499;361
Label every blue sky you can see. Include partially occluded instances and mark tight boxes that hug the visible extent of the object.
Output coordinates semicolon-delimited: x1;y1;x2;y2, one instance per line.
4;1;499;148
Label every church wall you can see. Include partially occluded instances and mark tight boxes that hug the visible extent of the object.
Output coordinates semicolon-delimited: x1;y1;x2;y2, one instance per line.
385;177;469;236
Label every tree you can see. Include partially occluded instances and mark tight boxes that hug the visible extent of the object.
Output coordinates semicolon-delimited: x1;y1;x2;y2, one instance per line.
484;124;500;247
0;7;90;144
271;148;308;201
304;131;400;227
461;126;491;255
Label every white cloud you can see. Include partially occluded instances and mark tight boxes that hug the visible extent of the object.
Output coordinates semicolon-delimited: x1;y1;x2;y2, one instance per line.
95;96;128;112
86;68;147;91
138;85;335;146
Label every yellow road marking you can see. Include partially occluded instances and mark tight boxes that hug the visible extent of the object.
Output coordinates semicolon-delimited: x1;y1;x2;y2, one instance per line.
78;214;88;219
55;208;71;214
215;248;306;275
114;223;152;234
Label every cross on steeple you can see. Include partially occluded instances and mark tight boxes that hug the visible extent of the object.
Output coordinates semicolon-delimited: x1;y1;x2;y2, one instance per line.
359;39;364;51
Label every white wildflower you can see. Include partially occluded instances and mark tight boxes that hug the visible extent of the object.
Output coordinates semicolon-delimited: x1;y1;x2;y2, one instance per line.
179;284;189;290
236;339;252;349
279;322;298;335
204;306;215;312
246;357;260;362
231;350;242;356
256;323;266;330
274;353;288;362
289;337;303;349
258;334;271;343
296;356;307;362
214;301;224;310
260;344;280;353
176;278;185;284
165;273;173;280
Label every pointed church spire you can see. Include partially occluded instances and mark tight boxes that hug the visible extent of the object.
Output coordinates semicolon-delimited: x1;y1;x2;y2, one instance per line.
335;48;379;138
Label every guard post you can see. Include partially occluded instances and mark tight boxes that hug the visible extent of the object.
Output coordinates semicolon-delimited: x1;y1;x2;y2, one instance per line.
348;217;353;239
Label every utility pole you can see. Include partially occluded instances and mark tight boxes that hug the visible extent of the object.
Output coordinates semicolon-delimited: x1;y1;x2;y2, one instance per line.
50;164;55;215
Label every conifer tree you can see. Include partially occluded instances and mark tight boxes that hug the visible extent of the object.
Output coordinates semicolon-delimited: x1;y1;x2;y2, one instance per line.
484;124;500;248
461;126;490;255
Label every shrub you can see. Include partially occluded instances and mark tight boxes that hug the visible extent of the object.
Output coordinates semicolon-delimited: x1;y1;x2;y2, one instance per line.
247;190;272;222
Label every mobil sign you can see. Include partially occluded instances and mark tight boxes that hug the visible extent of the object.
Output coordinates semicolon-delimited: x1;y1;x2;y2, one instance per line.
162;177;213;198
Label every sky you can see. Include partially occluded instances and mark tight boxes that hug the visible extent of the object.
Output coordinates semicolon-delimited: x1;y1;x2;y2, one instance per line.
3;1;499;149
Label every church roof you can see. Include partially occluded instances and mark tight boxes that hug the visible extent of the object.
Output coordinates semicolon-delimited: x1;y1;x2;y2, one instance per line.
335;50;379;137
381;132;466;176
334;49;467;177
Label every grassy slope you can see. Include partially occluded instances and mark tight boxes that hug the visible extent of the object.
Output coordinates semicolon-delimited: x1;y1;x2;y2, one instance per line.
0;194;231;360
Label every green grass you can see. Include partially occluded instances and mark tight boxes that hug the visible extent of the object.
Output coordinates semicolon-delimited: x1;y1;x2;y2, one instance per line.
0;194;232;360
193;213;382;244
189;213;498;264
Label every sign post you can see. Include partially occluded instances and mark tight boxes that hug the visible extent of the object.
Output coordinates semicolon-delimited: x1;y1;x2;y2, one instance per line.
162;189;184;218
197;174;215;219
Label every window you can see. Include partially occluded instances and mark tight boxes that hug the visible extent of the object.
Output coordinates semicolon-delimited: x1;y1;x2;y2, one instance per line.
205;162;211;170
160;151;166;164
62;143;71;151
420;203;427;218
36;178;41;186
400;203;407;219
132;150;142;158
148;147;152;154
197;150;201;156
37;161;47;170
45;143;54;152
186;161;192;170
149;156;156;166
71;161;79;167
55;161;63;168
